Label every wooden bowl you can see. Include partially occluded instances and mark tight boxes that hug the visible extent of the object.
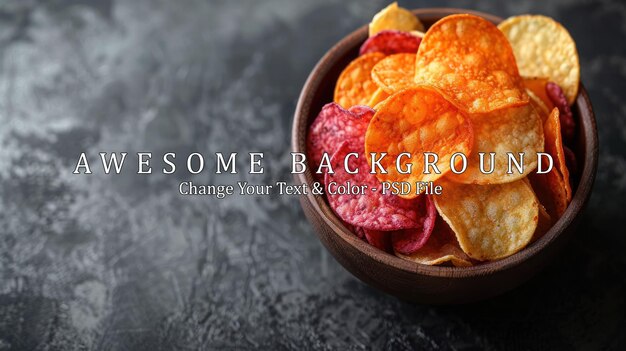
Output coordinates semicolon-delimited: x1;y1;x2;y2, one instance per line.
292;8;598;304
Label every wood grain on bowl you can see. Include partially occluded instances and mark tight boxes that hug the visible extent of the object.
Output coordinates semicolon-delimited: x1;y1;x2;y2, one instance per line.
292;9;598;304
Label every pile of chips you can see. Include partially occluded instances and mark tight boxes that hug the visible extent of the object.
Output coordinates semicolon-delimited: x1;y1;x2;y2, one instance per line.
306;2;580;266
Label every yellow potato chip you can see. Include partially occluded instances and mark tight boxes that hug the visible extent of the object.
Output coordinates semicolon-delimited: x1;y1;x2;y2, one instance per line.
446;104;544;184
334;52;385;108
367;87;390;107
414;14;528;113
371;53;416;94
369;2;424;36
396;217;472;267
434;178;539;261
409;30;425;38
365;86;473;198
373;100;387;111
499;15;580;105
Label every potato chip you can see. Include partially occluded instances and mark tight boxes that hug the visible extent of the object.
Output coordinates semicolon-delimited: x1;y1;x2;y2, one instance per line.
498;15;580;105
446;104;544;184
530;203;552;243
546;82;575;141
414;14;528;113
371;53;416;94
391;195;437;254
396;216;472;267
372;99;388;112
359;30;422;56
524;77;554;111
307;103;374;182
527;89;550;122
365;86;473;198
325;142;427;231
369;2;424;37
529;107;571;217
348;105;376;119
362;229;392;252
564;145;577;177
545;107;572;202
528;171;565;220
409;30;425;38
434;178;539;260
334;52;385;108
367;87;390;108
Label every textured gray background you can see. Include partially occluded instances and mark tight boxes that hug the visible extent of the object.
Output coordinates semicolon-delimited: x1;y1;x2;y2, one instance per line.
0;0;624;350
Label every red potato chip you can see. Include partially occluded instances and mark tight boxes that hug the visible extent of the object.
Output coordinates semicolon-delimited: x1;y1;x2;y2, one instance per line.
360;30;422;56
446;104;544;184
334;52;385;108
363;229;392;252
325;142;425;231
396;216;472;267
352;227;370;243
307;103;375;182
414;14;528;113
353;226;364;239
371;53;417;94
546;82;575;142
365;86;473;198
348;104;376;119
391;195;437;254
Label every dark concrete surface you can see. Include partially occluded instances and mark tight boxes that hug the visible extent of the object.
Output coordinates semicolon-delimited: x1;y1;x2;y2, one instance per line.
0;0;624;350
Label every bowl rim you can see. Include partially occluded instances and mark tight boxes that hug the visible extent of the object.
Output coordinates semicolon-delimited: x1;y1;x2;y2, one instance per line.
292;8;598;278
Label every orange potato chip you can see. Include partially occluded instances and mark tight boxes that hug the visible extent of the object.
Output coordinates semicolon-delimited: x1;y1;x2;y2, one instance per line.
414;14;528;113
334;52;385;108
434;178;539;261
369;2;424;36
396;216;472;267
545;107;572;202
530;203;552;243
371;53;416;94
365;86;473;198
529;107;572;218
446;104;544;184
527;89;550;123
529;171;568;220
367;87;390;108
499;15;580;105
524;77;554;111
